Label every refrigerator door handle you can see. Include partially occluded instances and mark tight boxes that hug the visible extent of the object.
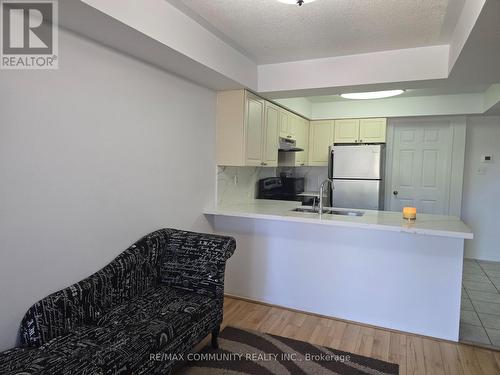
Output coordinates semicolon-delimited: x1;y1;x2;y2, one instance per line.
328;146;334;180
328;146;334;206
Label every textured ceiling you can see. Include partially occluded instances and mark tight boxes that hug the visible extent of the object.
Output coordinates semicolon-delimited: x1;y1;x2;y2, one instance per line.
168;0;464;64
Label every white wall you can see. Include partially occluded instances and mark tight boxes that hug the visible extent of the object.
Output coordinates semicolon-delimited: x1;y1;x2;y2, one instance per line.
0;30;216;350
311;94;485;119
462;116;500;261
274;97;312;119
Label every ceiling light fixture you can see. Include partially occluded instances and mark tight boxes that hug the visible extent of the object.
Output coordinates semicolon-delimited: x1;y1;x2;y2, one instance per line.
278;0;317;6
340;90;405;100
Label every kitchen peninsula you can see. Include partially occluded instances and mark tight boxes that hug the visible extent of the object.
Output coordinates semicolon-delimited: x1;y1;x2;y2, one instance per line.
205;200;473;341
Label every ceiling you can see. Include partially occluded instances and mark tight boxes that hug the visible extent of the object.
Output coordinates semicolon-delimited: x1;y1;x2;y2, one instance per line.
167;0;465;64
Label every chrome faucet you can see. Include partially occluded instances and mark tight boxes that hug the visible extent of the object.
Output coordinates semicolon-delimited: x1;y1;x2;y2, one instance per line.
319;178;333;215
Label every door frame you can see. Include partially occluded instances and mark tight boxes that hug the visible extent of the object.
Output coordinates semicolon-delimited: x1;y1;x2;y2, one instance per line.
384;116;466;216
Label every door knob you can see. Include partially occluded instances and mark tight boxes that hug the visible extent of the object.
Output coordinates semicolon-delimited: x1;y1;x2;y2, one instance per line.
393;191;399;196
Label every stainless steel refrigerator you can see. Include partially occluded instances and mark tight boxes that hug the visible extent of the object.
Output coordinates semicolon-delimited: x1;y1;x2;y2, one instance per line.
328;144;385;210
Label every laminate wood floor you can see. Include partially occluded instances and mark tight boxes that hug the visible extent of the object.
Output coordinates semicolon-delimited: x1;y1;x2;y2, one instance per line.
220;296;500;375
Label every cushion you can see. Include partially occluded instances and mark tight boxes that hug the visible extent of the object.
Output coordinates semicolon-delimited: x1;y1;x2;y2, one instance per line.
2;286;219;375
160;230;236;298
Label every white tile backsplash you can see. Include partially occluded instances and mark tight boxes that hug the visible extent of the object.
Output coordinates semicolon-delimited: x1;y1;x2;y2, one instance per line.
217;166;277;205
279;166;328;192
217;166;328;205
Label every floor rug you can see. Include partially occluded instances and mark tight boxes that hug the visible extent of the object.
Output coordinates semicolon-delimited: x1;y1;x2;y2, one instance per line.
176;326;399;374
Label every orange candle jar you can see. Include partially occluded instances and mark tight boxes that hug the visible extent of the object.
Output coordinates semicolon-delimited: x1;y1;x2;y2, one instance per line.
403;207;417;221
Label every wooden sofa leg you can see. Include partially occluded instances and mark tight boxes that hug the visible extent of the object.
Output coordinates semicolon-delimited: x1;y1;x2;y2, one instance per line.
211;325;220;349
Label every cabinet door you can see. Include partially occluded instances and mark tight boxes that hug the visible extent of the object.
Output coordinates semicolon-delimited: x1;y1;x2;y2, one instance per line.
308;120;335;166
359;118;387;143
279;110;291;139
334;119;360;143
289;114;299;140
245;94;265;166
263;102;279;167
294;117;309;166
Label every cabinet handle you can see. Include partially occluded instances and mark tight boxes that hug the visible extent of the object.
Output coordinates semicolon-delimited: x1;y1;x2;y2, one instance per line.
360;139;363;143
393;191;399;196
261;162;267;166
354;140;358;143
287;136;292;139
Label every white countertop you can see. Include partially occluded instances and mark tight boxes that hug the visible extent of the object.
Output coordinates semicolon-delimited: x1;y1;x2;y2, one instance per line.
204;200;473;239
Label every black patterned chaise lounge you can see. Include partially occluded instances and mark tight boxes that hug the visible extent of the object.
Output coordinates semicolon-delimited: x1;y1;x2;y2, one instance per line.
0;228;236;374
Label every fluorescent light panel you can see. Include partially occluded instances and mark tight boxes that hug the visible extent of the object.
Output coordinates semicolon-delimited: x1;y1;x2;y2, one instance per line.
341;90;405;100
278;0;317;4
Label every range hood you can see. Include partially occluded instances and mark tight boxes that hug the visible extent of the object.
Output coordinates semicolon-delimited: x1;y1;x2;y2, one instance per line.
278;137;304;152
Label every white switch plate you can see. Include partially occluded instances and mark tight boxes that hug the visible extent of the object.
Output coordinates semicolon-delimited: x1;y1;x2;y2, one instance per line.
481;154;494;163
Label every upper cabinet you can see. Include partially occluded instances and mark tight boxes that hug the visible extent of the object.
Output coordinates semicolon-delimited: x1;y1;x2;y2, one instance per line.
216;89;387;167
334;119;360;143
294;116;309;166
263;102;280;166
358;118;387;143
334;118;387;144
244;93;265;166
216;90;281;167
308;120;335;166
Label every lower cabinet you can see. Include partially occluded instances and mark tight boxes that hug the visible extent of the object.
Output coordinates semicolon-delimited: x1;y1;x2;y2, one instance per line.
308;120;335;166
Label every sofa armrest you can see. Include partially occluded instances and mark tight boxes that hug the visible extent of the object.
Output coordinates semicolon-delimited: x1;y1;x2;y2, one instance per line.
159;229;236;298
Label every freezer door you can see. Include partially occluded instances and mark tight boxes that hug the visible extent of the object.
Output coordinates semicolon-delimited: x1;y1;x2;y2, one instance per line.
332;180;384;210
332;145;384;179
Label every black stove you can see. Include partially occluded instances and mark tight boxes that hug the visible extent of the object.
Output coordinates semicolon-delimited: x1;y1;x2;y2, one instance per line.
257;177;305;202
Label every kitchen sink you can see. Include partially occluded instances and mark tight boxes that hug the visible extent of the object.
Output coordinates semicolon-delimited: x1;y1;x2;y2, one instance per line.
292;207;365;217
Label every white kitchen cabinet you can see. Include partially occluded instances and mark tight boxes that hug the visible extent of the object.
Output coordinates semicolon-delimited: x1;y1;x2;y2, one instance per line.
359;118;387;143
308;120;335;166
244;93;265;166
279;109;295;139
334;119;360;143
263;102;280;166
334;118;386;144
216;89;279;167
294;116;309;166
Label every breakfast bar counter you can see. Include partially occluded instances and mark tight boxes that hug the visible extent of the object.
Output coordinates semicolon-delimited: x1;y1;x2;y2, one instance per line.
205;200;473;341
204;200;473;239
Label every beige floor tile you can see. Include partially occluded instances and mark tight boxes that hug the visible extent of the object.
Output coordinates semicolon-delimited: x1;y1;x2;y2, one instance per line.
478;313;500;330
463;280;498;293
468;290;500;303
485;327;500;347
460;310;482;326
461;298;475;311
473;301;500;315
459;323;491;345
463;273;490;282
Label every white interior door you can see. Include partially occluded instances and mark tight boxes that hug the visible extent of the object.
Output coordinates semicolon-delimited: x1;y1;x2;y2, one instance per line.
389;123;452;214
